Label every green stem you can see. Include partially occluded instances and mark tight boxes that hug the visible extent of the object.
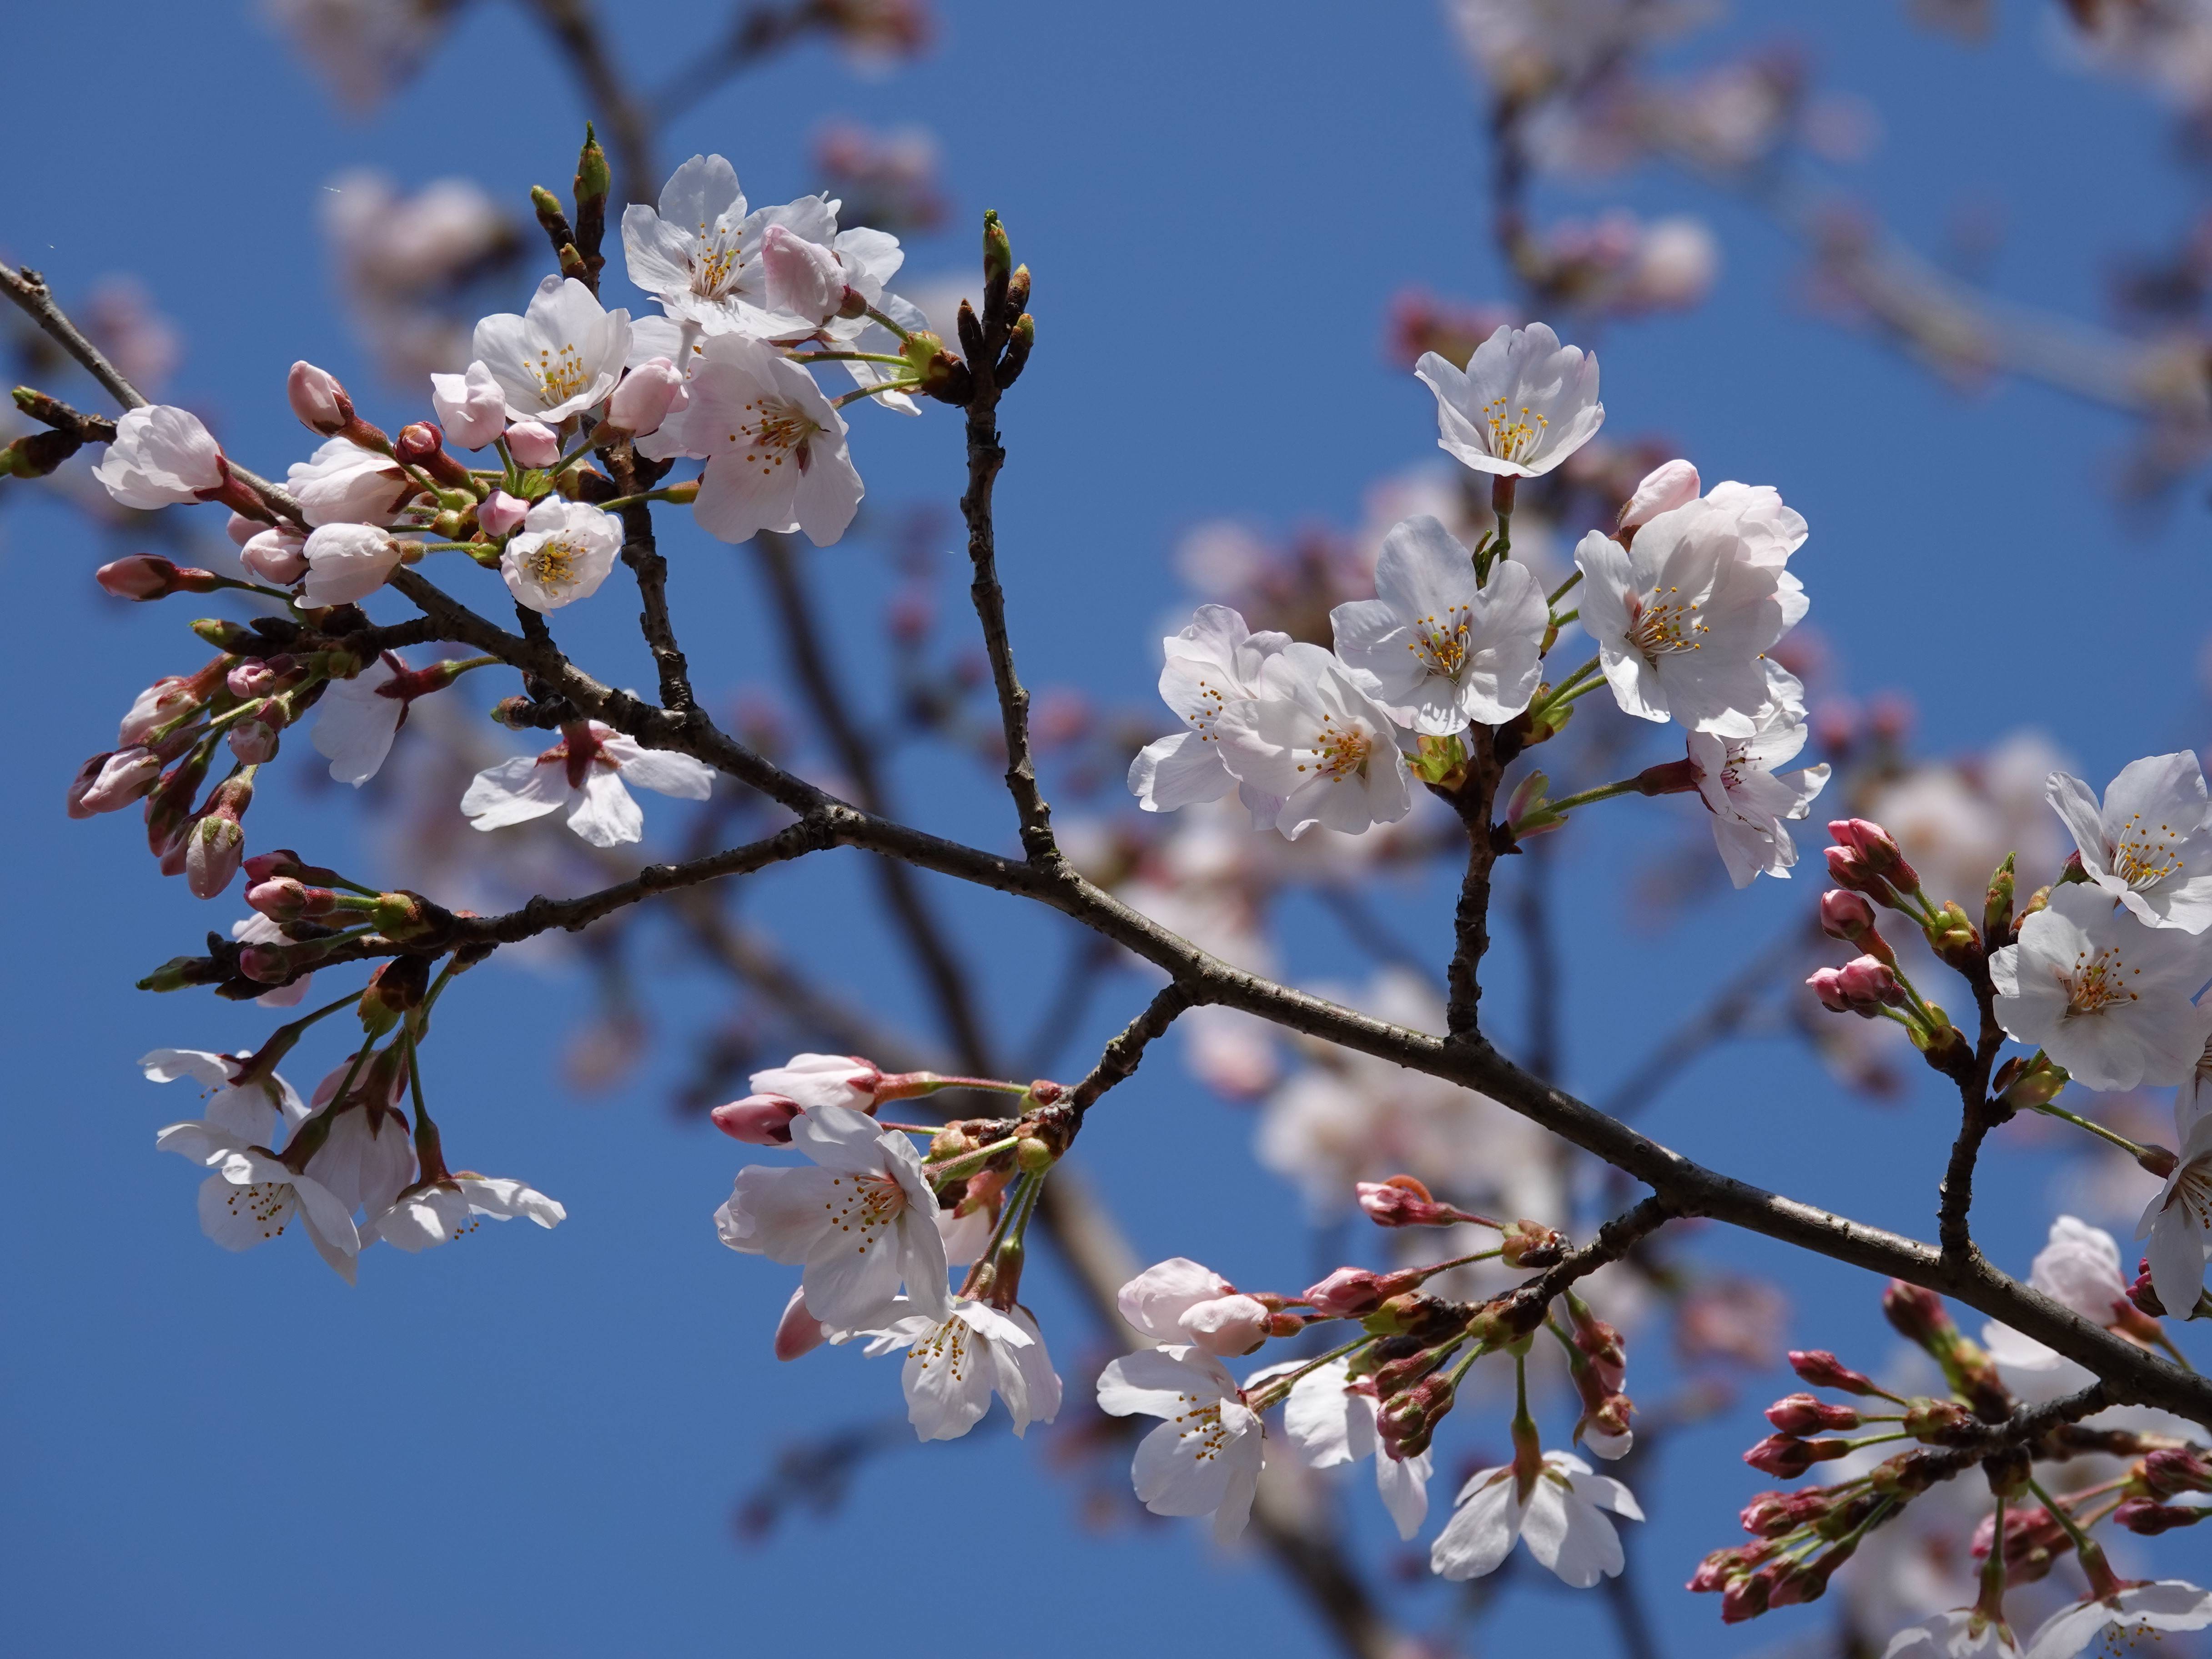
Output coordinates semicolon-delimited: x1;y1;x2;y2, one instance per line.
594;485;697;512
863;303;913;342
1547;569;1583;606
924;1133;1021;1186
1243;1336;1377;1409
831;379;921;409
788;351;910;367
1545;776;1645;816
2028;1101;2156;1161
1550;607;1579;628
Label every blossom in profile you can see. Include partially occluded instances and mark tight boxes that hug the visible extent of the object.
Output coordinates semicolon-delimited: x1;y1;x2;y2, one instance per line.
91;405;228;509
1127;604;1292;824
1281;1355;1432;1539
367;1176;567;1251
1430;1449;1642;1587
1981;1215;2136;1372
860;1298;1061;1441
1414;322;1604;479
1990;883;2212;1091
1212;643;1414;840
1095;1345;1265;1541
2137;1088;2212;1315
1329;515;1547;734
461;721;714;848
2046;753;2212;932
287;436;410;528
1687;673;1830;886
472;275;633;424
1880;1609;2021;1658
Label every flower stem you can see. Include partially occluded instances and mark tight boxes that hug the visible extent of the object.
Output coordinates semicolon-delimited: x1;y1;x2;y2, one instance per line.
1243;1336;1378;1410
2028;1101;2155;1161
831;379;921;409
1547;569;1583;606
924;1133;1022;1186
788;350;910;367
863;303;913;342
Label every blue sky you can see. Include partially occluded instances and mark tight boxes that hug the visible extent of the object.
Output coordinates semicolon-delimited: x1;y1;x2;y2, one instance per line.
3;4;2207;1656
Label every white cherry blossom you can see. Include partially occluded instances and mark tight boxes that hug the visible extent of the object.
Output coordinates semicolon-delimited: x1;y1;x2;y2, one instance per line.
1414;323;1603;479
749;1054;885;1111
680;332;862;547
1128;604;1293;823
428;360;506;449
286;436;410;528
141;1048;307;1146
472;275;633;424
860;1297;1061;1441
1983;1215;2137;1371
91;404;227;508
367;1176;567;1250
714;1103;950;1326
1687;673;1830;887
1281;1357;1432;1539
2138;1087;2212;1315
300;523;406;608
1116;1257;1271;1356
155;1120;361;1282
1329;515;1547;734
1430;1448;1643;1588
2046;753;2212;933
312;653;406;785
1212;643;1414;840
1882;1609;2022;1658
461;721;714;849
620;154;810;338
499;497;622;613
1989;882;2212;1091
2021;1581;2212;1659
1095;1345;1266;1542
303;1097;416;1222
1619;458;1700;530
1573;481;1808;738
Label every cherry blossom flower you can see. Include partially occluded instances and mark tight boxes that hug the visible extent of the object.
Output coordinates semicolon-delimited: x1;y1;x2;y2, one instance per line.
1117;1257;1272;1356
303;1096;416;1223
312;653;407;785
472;275;633;424
1414;322;1604;479
155;1120;361;1282
141;1048;306;1147
1212;643;1414;839
1687;676;1831;886
1128;604;1293;823
714;1103;950;1326
286;436;410;528
1328;516;1547;734
499;498;622;613
677;332;862;547
1282;1356;1433;1539
1989;882;2212;1091
2020;1581;2212;1658
1983;1216;2137;1371
301;523;407;608
2046;753;2212;933
1573;482;1809;738
1619;458;1700;530
460;721;714;849
1881;1609;2022;1658
2138;1089;2212;1315
1430;1449;1643;1587
428;360;506;449
91;404;229;508
1095;1345;1266;1541
366;1176;567;1250
621;154;804;337
504;420;559;468
239;523;308;584
859;1297;1061;1441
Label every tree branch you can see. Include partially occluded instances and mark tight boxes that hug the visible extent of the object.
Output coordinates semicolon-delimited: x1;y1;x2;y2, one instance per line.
520;0;658;204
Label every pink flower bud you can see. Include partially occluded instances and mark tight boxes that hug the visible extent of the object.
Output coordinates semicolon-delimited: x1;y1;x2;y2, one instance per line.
288;361;354;435
186;814;245;899
773;1287;828;1361
1806;967;1851;1014
430;361;507;450
479;489;530;539
228;720;280;764
1828;819;1920;893
71;747;163;815
607;357;688;438
1178;1294;1272;1355
1765;1393;1860;1434
394;422;445;465
1819;889;1875;942
1742;1433;1851;1478
1740;1489;1830;1538
1835;955;1904;1007
2113;1498;2205;1536
1788;1349;1882;1395
97;555;208;601
1304;1267;1390;1317
1118;1257;1236;1342
506;421;560;468
2143;1448;2212;1497
760;223;849;324
228;661;277;699
1719;1570;1772;1624
710;1094;803;1144
1619;458;1700;530
226;513;262;547
1353;1174;1490;1228
240;524;309;584
1880;1281;1954;1345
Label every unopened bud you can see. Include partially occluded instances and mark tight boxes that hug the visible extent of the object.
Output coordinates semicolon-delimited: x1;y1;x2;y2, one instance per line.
606;357;688;439
1304;1267;1392;1317
1995;1052;2069;1112
1984;852;2016;941
1180;1294;1272;1357
287;361;354;435
228;719;280;764
1926;900;1981;970
1376;1373;1455;1459
70;747;162;816
1818;889;1877;943
241;524;309;584
97;555;218;601
982;209;1012;292
772;1287;827;1361
1742;1434;1852;1478
506;421;560;468
395;421;470;487
1016;1135;1054;1174
191;618;257;650
1619;457;1700;530
1881;1281;1952;1345
2142;1448;2212;1497
1765;1393;1860;1435
2113;1498;2204;1535
185;814;245;899
711;1094;803;1145
1498;1219;1567;1267
1354;1174;1491;1228
479;489;530;539
1901;1397;1976;1441
1719;1569;1773;1624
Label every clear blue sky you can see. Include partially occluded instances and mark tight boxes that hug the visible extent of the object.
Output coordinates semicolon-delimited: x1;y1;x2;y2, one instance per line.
3;4;2206;1656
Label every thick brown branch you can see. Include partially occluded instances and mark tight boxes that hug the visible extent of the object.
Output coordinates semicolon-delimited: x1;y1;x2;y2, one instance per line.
606;456;693;711
1443;726;1503;1042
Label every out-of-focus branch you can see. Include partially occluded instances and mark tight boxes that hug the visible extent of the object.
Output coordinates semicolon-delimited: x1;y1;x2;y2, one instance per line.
520;0;658;204
1595;920;1815;1120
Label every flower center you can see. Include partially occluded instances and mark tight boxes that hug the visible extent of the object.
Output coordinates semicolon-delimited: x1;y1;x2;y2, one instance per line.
728;397;820;475
1483;397;1548;463
693;228;743;298
530;340;593;405
1165;1393;1235;1464
1407;608;1473;679
909;1315;974;1382
2061;945;2140;1018
824;1171;906;1243
1183;674;1231;740
1294;714;1372;781
220;1180;296;1240
1624;586;1705;664
523;534;585;595
2110;811;2184;889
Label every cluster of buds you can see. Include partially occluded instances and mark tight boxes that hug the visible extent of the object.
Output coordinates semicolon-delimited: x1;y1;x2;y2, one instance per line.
1805;820;1977;1074
1563;1294;1635;1458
